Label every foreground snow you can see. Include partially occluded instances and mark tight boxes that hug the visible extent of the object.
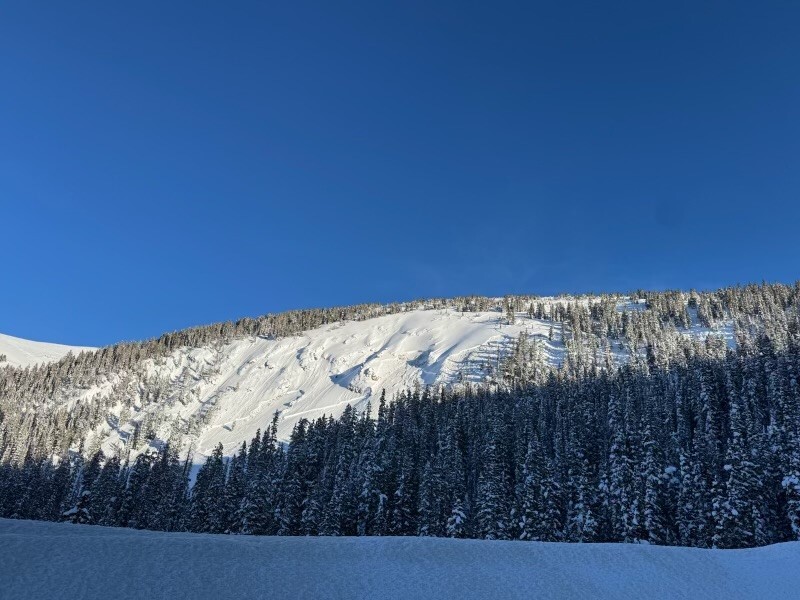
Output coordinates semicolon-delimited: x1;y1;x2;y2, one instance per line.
0;332;94;368
1;519;796;600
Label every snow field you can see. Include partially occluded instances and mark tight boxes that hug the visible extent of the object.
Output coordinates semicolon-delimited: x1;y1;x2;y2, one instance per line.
1;518;796;600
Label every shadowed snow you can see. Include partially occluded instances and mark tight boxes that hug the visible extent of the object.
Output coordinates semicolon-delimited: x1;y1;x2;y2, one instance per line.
1;518;796;600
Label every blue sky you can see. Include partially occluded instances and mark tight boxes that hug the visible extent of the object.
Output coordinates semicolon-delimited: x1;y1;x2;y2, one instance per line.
2;1;799;346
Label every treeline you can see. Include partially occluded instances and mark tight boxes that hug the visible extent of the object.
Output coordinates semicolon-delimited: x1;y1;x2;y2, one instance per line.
2;323;800;548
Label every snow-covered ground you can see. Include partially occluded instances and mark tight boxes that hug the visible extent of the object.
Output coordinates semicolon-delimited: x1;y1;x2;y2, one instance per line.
1;518;796;600
0;332;95;368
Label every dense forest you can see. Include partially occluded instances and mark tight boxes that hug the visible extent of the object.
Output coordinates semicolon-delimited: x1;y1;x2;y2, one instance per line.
1;282;800;548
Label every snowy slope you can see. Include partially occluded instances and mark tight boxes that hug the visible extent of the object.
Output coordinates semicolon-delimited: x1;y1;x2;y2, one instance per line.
11;303;729;464
95;308;567;459
2;518;797;600
0;333;94;368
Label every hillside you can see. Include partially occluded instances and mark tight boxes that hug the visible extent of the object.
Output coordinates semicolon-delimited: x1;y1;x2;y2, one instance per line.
99;307;569;457
2;518;797;600
0;332;94;369
3;283;799;551
0;294;734;465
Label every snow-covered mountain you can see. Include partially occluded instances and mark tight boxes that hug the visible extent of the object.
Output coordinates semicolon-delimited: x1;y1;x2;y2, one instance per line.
3;285;796;552
3;518;797;600
1;298;733;465
0;332;94;368
110;308;564;459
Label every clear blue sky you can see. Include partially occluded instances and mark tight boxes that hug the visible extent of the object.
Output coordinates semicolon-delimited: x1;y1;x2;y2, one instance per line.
2;2;799;346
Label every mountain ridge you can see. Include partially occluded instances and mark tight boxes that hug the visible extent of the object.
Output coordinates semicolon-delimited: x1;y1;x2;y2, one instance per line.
0;332;95;369
0;289;742;464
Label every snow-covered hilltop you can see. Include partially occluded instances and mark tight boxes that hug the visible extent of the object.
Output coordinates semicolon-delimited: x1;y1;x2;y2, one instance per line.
1;294;734;465
0;332;94;368
2;518;797;600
